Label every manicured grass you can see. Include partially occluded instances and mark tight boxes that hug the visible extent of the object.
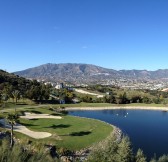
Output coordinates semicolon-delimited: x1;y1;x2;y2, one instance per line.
18;115;113;150
0;104;51;114
1;102;167;116
1;102;168;118
57;103;113;108
1;102;167;150
0;106;113;150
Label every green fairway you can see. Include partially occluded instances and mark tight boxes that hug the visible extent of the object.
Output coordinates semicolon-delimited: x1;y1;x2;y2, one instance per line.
0;106;113;150
18;115;113;150
1;102;167;113
1;101;167;150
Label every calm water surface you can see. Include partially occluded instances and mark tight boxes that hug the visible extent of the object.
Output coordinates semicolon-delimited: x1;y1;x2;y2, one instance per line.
69;109;168;159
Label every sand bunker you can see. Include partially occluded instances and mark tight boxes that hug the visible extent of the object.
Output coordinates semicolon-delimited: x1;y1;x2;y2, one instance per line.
20;112;62;119
0;119;51;139
0;113;62;139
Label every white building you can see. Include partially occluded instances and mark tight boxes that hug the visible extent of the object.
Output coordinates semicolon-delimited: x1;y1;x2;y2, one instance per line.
55;83;64;89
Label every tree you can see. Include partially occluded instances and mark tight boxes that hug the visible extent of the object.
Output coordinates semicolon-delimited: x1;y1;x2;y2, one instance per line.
158;155;168;162
12;90;20;104
135;149;147;162
104;91;116;103
88;135;119;162
116;92;129;104
0;138;53;162
150;154;168;162
0;93;2;106
150;158;157;162
130;95;142;103
142;96;152;104
116;136;133;162
88;135;133;162
1;93;9;108
6;113;19;147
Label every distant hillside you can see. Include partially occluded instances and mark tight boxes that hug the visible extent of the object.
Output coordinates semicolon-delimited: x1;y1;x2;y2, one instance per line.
0;69;32;96
0;69;51;101
14;63;168;84
0;69;30;87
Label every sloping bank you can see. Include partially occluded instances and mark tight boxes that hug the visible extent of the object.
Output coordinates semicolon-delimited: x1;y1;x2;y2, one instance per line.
66;106;168;111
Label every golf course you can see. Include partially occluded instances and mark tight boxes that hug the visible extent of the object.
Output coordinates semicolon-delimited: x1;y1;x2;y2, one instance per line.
0;104;113;151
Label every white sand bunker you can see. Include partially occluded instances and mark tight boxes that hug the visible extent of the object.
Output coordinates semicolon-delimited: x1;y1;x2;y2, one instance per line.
0;113;62;139
20;112;62;119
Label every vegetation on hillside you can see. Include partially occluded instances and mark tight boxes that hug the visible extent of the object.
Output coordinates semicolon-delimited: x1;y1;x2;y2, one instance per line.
0;70;51;104
1;69;168;106
1;132;168;162
88;134;168;162
80;84;168;105
0;138;53;162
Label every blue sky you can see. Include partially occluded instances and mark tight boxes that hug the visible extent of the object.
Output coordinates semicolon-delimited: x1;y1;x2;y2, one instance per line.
0;0;168;72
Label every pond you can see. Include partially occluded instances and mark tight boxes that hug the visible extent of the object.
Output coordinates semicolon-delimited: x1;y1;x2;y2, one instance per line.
69;109;168;159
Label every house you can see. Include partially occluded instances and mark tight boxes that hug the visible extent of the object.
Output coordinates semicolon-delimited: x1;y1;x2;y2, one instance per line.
55;83;64;89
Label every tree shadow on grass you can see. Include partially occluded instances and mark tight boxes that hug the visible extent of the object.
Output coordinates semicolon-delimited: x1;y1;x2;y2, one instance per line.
18;123;39;127
45;124;71;129
29;119;39;121
69;131;92;136
50;113;61;116
28;110;42;114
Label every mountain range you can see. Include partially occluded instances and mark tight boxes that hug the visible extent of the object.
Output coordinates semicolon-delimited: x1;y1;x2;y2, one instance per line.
14;63;168;84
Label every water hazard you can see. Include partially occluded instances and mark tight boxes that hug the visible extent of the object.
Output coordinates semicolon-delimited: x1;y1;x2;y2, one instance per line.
69;109;168;159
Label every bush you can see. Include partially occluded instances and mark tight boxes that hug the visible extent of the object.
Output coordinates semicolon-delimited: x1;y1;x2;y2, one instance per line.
0;138;54;162
88;135;133;162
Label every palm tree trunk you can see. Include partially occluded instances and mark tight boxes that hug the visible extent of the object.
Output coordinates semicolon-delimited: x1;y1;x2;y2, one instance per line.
10;124;14;148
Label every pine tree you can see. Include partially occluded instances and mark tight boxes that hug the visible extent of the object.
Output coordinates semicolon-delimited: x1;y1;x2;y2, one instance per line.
158;154;168;162
135;149;147;162
116;136;133;162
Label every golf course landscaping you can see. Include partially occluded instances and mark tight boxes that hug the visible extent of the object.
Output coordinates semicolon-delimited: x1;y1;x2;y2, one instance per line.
0;105;113;151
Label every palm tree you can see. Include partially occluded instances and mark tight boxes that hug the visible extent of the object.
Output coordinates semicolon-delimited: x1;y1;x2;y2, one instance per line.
12;90;20;113
1;93;9;108
12;90;20;104
6;113;19;147
0;93;2;106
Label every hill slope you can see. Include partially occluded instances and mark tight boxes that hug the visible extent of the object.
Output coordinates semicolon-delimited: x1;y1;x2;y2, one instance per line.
14;63;168;84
